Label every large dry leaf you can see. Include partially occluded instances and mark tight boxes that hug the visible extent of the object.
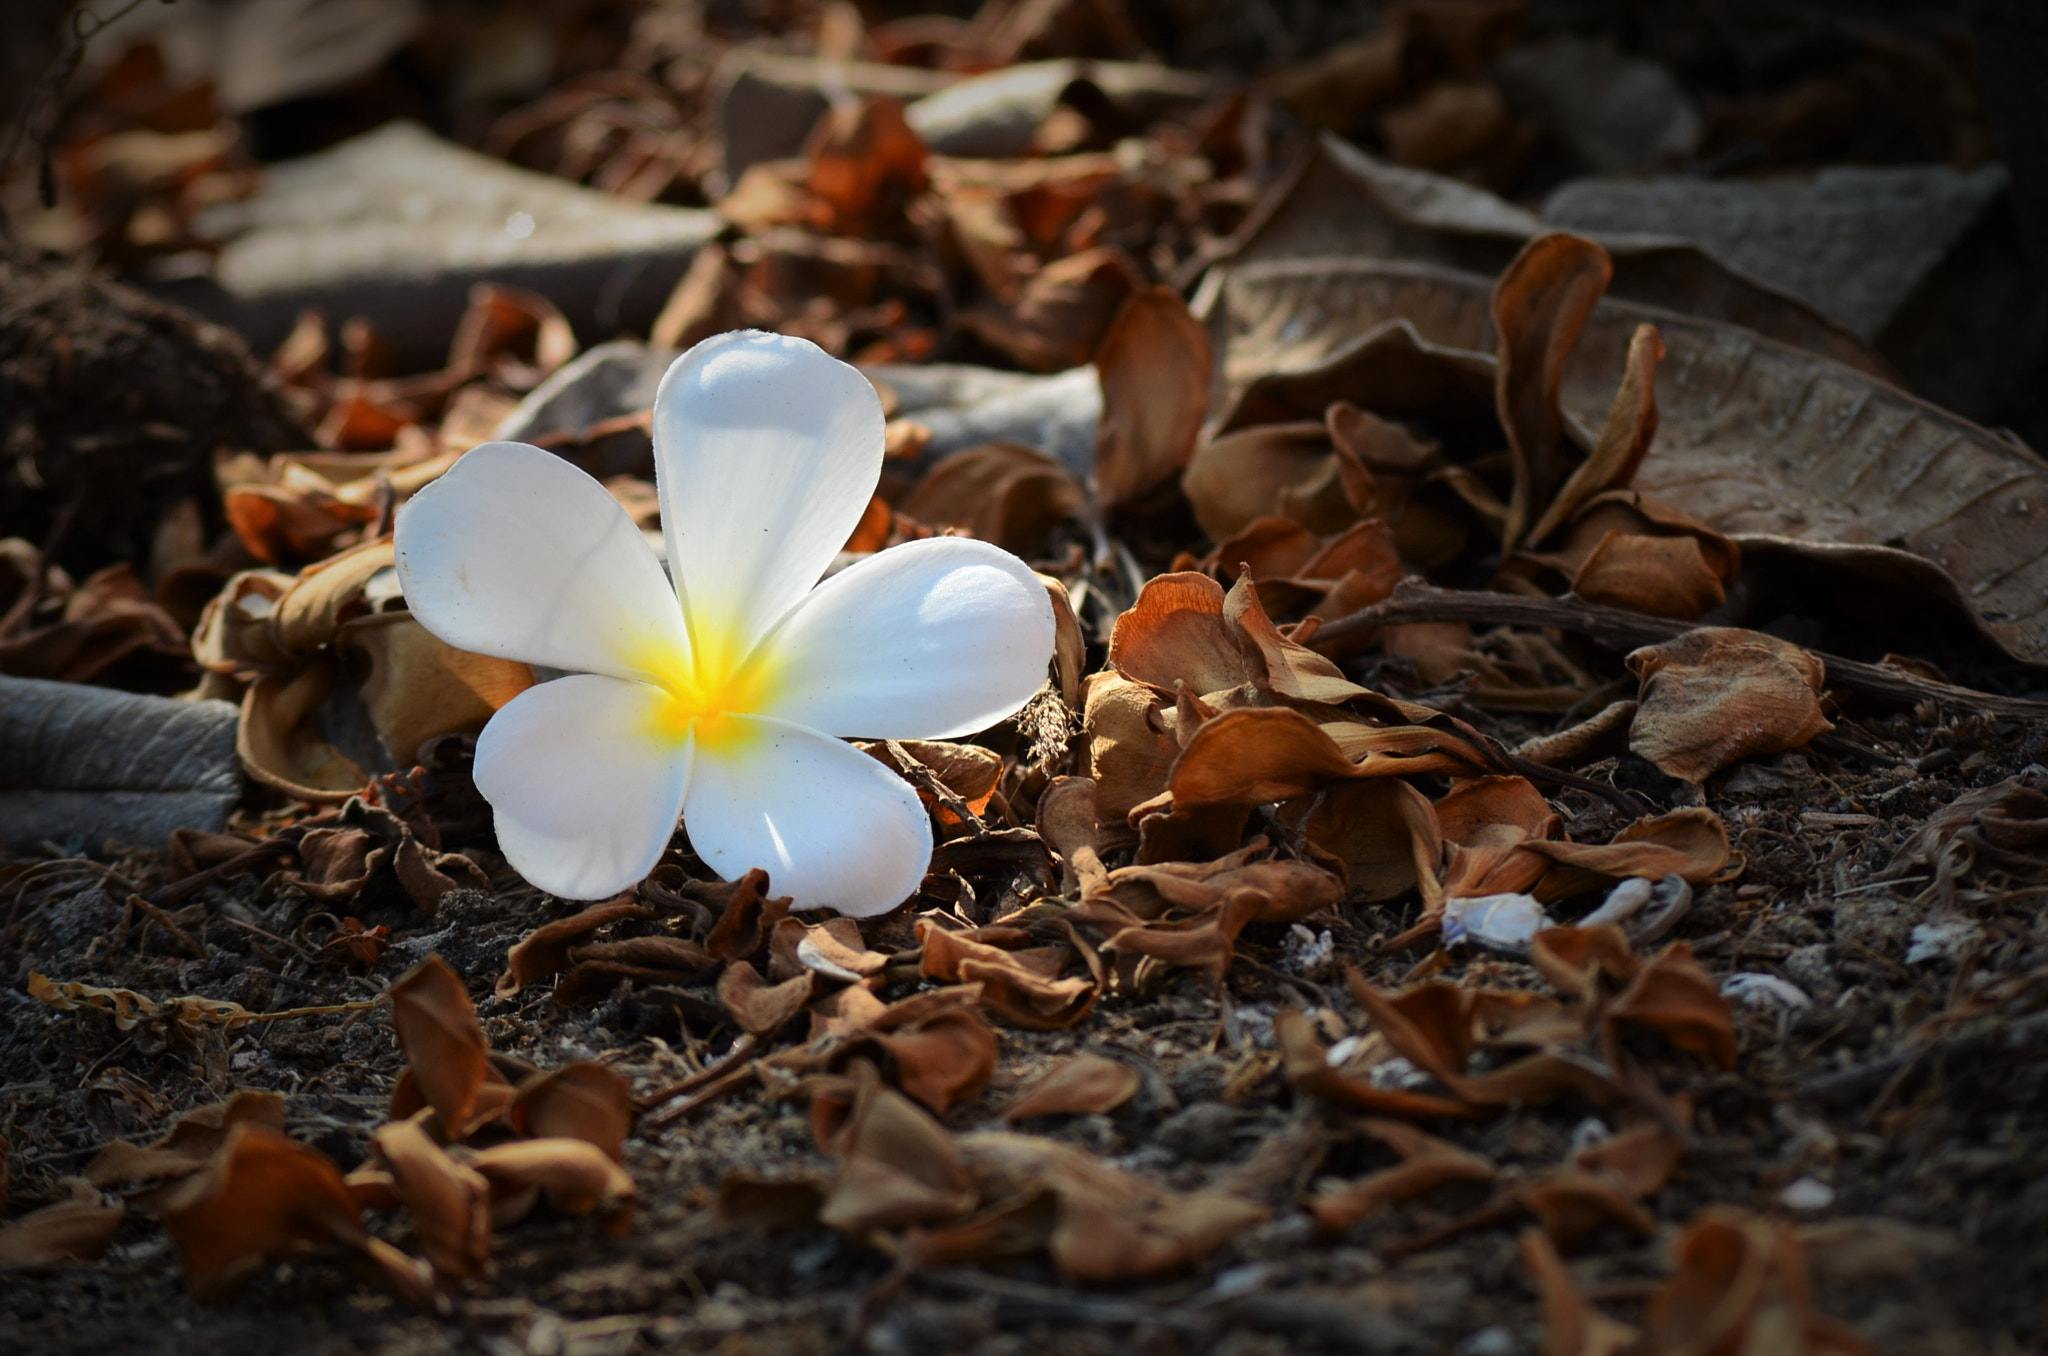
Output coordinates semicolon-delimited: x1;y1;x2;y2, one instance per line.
1001;1053;1141;1120
718;961;817;1036
1182;422;1341;542
1305;778;1444;905
811;1070;977;1234
1521;1228;1640;1356
508;1064;634;1164
1205;248;2048;663
919;922;1098;1030
1108;571;1252;699
1492;234;1613;550
0;1178;125;1268
1093;286;1212;510
371;1117;492;1281
1081;671;1179;820
159;1124;378;1299
388;956;492;1138
1626;630;1832;782
896;442;1086;555
464;1139;636;1235
1645;1208;1875;1356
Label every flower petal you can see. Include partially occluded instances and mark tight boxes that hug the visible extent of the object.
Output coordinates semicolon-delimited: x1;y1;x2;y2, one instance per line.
653;332;883;656
474;674;690;899
757;536;1056;740
684;719;929;917
396;441;688;682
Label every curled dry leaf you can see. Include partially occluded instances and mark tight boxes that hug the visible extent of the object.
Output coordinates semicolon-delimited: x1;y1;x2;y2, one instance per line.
718;961;817;1037
1093;286;1212;511
387;956;496;1138
464;1139;636;1236
159;1123;432;1305
86;1089;287;1192
919;921;1098;1030
0;1178;125;1268
1308;1118;1496;1235
508;1064;635;1164
1520;1228;1641;1356
369;1118;492;1281
1082;671;1179;821
495;898;652;1000
811;1066;979;1235
1644;1208;1874;1356
1626;628;1832;782
1001;1053;1141;1120
1276;1008;1477;1121
1883;768;2048;885
895;443;1086;555
943;1131;1269;1283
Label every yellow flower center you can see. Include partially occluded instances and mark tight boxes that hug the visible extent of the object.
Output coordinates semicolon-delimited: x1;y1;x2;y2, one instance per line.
631;615;780;753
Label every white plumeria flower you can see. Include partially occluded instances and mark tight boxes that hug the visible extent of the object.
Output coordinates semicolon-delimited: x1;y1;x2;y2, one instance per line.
394;330;1056;916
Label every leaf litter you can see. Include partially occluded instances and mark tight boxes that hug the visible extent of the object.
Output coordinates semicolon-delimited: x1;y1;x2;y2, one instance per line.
4;3;2048;1355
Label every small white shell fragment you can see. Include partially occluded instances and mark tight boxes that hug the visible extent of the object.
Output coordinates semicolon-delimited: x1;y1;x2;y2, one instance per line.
1721;972;1812;1012
1324;1034;1364;1068
1567;1116;1612;1153
1442;892;1552;953
1779;1176;1836;1212
1580;876;1653;928
1906;917;1984;965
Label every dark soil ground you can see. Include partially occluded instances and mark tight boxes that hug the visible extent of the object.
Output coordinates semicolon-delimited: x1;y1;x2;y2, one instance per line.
6;677;2047;1356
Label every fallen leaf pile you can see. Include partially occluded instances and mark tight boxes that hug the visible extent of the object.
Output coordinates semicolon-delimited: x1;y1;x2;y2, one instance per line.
7;2;2046;1352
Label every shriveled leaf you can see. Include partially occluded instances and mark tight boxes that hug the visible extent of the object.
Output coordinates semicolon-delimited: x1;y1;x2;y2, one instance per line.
1094;286;1212;510
497;899;652;1000
1001;1053;1141;1120
718;960;816;1036
0;1179;124;1268
159;1124;368;1299
388;956;492;1137
370;1117;492;1281
1627;632;1832;782
86;1090;287;1189
509;1064;634;1163
1308;1118;1495;1234
464;1138;636;1235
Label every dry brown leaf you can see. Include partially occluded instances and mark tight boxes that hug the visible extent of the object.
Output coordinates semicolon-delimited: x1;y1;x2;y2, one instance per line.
1609;942;1737;1070
717;961;817;1037
1001;1053;1141;1120
388;956;493;1138
1527;321;1666;548
1520;808;1734;902
919;921;1098;1030
160;1123;413;1301
807;96;929;235
1645;1208;1875;1356
1108;571;1251;699
1275;1008;1478;1121
956;246;1141;373
871;1007;998;1114
1093;286;1212;510
1492;234;1614;552
464;1139;635;1236
1182;422;1339;542
949;1131;1268;1282
0;1178;125;1268
1383;80;1511;168
1081;671;1179;821
86;1089;287;1189
811;1067;977;1234
1883;768;2048;884
508;1064;634;1164
28;973;251;1032
1305;778;1444;905
1626;630;1832;782
370;1117;492;1281
1308;1117;1496;1234
1572;531;1728;620
896;443;1086;555
1521;1227;1641;1356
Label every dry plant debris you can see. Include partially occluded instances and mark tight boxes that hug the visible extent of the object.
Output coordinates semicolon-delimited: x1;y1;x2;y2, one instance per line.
4;3;2048;1355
